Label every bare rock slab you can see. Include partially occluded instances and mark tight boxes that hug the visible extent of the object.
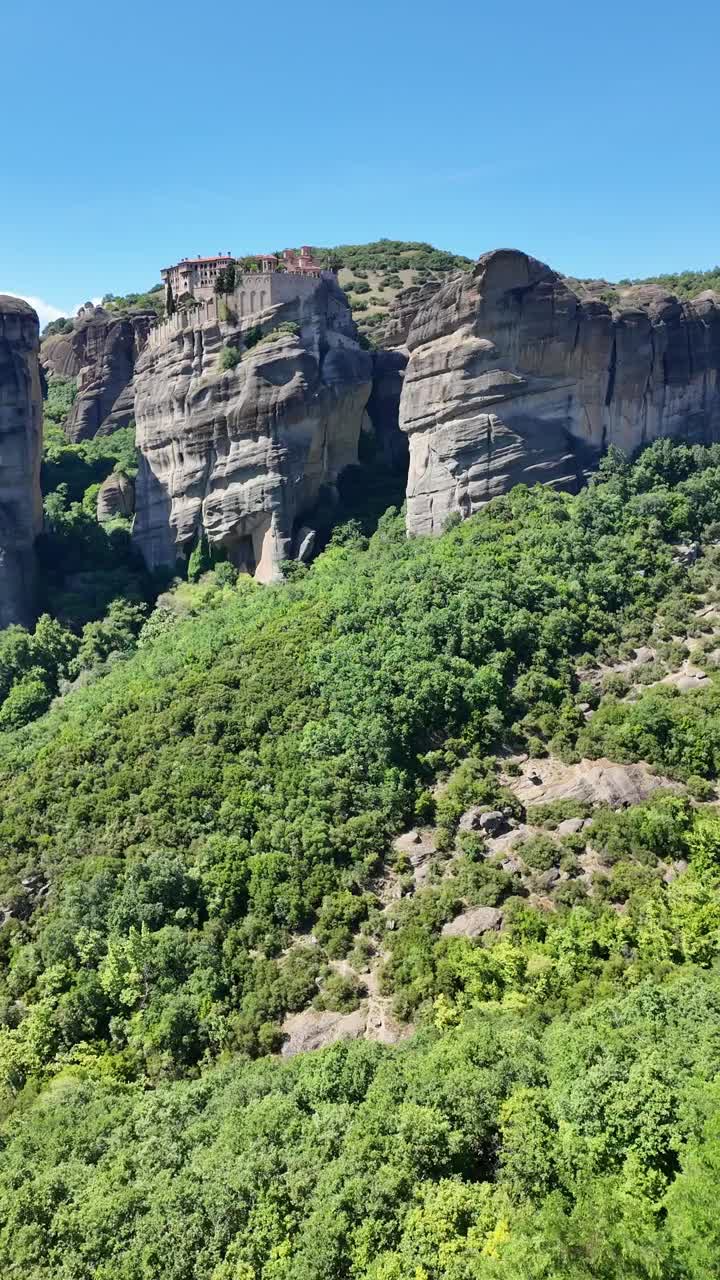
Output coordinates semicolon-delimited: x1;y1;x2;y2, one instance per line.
281;1007;367;1057
442;906;503;938
510;756;680;810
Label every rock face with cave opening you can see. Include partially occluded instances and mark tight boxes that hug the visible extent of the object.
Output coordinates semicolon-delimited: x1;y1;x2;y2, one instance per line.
0;296;43;627
399;248;720;535
132;279;372;581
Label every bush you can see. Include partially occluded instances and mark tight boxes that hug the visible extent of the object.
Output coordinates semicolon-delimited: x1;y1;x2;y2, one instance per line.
218;345;240;370
313;970;363;1012
517;835;559;871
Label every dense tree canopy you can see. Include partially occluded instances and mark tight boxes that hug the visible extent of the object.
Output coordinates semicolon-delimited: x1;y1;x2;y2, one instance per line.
3;439;720;1274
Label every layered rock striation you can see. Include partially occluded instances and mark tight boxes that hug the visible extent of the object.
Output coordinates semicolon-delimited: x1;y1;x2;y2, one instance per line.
400;249;720;535
0;297;43;627
133;279;372;581
41;305;154;441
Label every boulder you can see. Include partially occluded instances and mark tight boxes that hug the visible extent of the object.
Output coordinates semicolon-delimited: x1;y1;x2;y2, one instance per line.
399;249;720;536
442;906;504;937
458;808;507;836
392;827;437;886
556;817;586;836
97;471;135;521
0;296;43;627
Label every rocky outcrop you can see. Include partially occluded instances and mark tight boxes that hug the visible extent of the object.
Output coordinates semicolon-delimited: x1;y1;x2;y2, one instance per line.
132;279;372;581
441;906;503;937
507;755;680;809
400;249;720;535
0;297;43;627
96;471;134;521
41;305;154;441
380;279;445;349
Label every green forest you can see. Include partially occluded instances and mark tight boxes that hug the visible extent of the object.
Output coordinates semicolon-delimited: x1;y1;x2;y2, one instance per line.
2;429;720;1275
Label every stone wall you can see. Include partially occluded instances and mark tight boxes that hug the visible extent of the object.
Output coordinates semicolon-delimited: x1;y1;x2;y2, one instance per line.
147;273;338;350
0;297;43;628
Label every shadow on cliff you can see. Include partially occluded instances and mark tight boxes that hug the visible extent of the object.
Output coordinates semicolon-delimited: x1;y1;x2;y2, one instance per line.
304;423;408;552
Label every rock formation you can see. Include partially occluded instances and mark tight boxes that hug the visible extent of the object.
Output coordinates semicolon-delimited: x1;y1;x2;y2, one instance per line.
133;279;372;581
0;297;43;628
399;249;720;535
41;305;154;441
379;279;445;349
96;471;134;522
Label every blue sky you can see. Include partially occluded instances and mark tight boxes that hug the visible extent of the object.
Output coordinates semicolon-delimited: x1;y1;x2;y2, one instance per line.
3;0;719;324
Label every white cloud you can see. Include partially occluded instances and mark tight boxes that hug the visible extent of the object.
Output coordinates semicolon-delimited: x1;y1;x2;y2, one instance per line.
3;293;67;329
1;293;104;330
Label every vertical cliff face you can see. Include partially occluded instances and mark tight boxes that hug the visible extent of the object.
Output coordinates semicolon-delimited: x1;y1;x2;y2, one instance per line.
133;279;372;581
41;306;154;441
0;297;42;628
399;249;720;536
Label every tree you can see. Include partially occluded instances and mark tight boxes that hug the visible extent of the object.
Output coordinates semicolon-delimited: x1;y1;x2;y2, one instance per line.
187;531;213;581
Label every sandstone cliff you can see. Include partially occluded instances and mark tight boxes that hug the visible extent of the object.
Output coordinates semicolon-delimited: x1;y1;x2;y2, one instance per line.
133;280;372;581
399;249;720;535
41;305;154;441
0;297;43;627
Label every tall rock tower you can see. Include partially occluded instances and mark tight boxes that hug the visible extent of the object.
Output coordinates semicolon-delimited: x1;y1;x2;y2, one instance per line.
0;297;43;628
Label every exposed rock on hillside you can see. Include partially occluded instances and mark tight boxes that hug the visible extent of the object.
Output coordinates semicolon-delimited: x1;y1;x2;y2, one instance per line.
41;305;154;441
133;280;372;581
96;471;134;522
506;755;680;809
379;279;445;348
400;249;720;535
0;296;43;627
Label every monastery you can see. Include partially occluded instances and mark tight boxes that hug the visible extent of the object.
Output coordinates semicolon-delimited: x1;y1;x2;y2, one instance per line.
161;247;327;302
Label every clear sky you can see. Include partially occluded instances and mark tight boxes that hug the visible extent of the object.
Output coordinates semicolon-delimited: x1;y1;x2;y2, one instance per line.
3;0;720;324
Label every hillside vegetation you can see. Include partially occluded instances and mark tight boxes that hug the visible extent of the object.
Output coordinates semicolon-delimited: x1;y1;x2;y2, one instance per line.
2;442;720;1274
320;239;472;340
619;265;720;298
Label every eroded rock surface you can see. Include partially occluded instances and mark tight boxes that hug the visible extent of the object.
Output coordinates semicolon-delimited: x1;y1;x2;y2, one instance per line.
442;906;503;937
508;755;680;809
41;305;154;441
97;471;134;521
133;280;372;581
0;297;43;627
400;249;720;535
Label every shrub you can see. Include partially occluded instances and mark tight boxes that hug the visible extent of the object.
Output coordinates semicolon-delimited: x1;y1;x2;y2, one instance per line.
218;345;240;370
517;835;559;871
313;971;363;1012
